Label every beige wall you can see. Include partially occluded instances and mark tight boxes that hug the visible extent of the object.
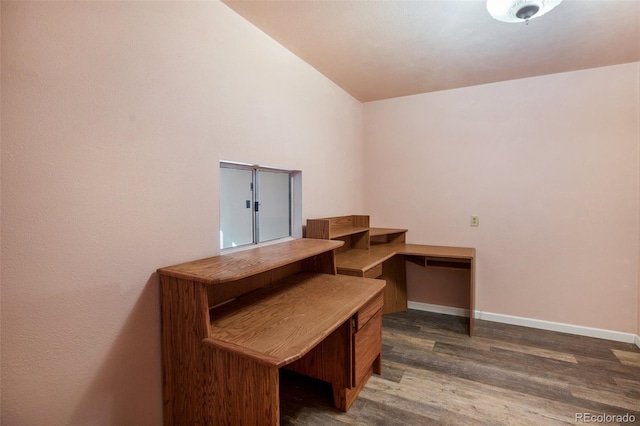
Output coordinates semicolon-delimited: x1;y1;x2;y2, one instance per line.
364;63;640;334
0;1;363;423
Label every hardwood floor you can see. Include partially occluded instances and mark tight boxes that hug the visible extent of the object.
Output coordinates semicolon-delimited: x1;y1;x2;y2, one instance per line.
280;310;640;425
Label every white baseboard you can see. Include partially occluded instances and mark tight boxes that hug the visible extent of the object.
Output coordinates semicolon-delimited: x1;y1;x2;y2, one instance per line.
408;301;638;345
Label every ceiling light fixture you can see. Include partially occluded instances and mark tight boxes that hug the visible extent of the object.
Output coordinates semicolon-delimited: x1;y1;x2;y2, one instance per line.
487;0;563;24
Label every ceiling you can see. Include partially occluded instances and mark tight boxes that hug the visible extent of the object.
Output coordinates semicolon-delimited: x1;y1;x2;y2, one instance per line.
221;0;640;102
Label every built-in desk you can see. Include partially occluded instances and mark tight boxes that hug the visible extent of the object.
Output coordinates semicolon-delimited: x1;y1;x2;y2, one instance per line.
158;239;385;425
306;216;476;336
388;242;475;335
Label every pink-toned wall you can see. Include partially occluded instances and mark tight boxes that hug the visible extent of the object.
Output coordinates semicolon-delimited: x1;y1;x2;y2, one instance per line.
364;63;640;335
0;1;363;423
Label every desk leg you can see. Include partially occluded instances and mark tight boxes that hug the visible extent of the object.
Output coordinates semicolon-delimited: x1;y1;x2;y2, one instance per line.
373;353;382;375
204;345;279;426
285;321;352;410
469;257;475;337
332;365;373;412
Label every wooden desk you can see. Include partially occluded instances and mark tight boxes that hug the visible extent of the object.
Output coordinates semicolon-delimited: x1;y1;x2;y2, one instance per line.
306;217;476;336
158;239;385;425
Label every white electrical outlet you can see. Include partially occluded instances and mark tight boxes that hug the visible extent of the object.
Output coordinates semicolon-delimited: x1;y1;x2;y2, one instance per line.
470;216;479;227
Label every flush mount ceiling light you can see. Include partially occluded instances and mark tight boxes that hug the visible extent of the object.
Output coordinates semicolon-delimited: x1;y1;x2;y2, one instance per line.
487;0;563;23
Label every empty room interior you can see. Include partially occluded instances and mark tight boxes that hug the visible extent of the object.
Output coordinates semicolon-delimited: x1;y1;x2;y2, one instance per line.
2;0;640;424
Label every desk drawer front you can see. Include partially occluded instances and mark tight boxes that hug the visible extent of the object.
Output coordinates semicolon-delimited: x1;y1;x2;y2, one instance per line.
355;291;383;331
363;264;382;279
353;309;382;385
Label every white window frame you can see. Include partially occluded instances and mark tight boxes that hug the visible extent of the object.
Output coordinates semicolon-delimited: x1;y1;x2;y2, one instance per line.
219;160;302;252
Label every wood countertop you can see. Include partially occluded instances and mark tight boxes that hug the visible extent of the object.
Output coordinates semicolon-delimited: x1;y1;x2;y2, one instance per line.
157;238;343;285
336;243;475;274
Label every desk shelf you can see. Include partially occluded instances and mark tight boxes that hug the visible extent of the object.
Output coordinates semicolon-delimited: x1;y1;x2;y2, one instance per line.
405;255;472;270
329;225;369;239
335;245;396;277
306;215;371;251
369;227;408;244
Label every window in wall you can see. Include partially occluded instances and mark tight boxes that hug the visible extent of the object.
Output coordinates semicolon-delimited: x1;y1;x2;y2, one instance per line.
219;161;301;250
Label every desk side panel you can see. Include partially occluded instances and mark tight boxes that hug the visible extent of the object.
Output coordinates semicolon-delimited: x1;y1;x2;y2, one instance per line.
381;255;408;314
160;275;210;425
301;250;337;275
284;320;352;389
204;345;279;426
351;215;370;229
305;219;331;239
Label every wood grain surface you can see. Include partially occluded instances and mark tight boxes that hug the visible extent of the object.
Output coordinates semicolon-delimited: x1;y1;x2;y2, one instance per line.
157;238;343;284
208;273;386;367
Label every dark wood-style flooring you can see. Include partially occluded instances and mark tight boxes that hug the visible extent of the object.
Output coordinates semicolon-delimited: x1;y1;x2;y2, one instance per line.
280;310;640;425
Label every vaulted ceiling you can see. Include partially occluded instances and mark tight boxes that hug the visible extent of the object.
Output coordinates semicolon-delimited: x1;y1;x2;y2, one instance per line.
222;0;640;102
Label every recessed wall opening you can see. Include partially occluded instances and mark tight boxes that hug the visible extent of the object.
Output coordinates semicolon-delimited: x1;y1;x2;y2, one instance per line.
219;161;302;250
